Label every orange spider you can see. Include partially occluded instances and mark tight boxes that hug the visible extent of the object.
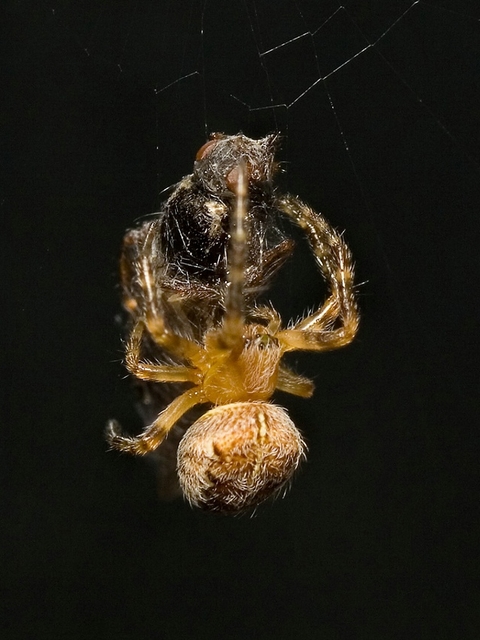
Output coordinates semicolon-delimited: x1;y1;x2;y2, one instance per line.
107;134;359;513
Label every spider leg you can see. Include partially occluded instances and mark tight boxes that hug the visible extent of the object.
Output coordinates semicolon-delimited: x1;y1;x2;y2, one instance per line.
217;160;248;350
120;220;162;319
125;321;201;384
293;297;340;331
106;386;207;455
123;220;204;360
250;305;282;333
277;194;359;352
276;364;314;398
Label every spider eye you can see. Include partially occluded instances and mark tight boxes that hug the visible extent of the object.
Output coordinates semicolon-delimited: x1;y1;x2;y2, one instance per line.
258;334;277;348
244;334;277;349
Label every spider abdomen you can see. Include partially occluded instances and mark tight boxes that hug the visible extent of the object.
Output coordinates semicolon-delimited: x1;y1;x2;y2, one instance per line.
176;401;306;513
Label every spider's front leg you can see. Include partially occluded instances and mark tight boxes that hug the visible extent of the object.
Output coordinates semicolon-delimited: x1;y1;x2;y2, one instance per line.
125;321;201;385
277;194;359;353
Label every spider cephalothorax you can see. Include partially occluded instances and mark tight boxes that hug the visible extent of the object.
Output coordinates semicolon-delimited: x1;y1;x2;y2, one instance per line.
107;134;359;513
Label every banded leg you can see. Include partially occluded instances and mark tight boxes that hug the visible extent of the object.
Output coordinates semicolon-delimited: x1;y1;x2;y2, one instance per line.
219;161;248;350
106;387;206;455
277;195;359;352
125;321;202;384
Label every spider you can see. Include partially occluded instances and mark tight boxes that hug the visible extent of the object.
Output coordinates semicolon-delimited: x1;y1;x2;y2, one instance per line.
107;133;359;513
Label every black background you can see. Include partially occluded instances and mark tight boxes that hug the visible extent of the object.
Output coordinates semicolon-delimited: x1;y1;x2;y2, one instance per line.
2;1;480;638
